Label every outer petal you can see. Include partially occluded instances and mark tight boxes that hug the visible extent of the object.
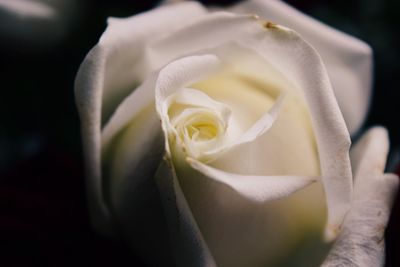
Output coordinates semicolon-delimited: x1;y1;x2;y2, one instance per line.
231;0;373;135
98;2;206;122
155;159;217;267
322;127;399;267
173;146;327;267
74;2;206;235
104;103;176;266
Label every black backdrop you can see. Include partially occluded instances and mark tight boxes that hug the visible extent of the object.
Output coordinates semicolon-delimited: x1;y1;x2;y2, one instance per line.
1;0;399;266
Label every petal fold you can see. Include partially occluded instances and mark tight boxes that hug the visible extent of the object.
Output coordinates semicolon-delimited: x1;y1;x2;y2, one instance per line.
155;159;217;267
231;0;373;134
188;157;317;202
75;2;206;234
145;11;353;235
100;2;207;122
322;127;399;266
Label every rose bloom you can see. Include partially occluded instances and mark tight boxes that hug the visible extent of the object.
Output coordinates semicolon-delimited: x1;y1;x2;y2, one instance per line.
75;1;398;266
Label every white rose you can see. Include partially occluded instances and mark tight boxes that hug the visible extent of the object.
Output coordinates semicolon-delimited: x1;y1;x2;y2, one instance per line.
75;1;398;266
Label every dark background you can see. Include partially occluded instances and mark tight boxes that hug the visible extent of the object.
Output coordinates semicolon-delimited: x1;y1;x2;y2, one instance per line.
1;0;399;266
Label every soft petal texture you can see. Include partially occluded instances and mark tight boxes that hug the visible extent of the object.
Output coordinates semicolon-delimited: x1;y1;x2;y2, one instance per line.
141;12;346;265
155;53;288;161
103;102;176;266
187;51;320;177
188;157;317;202
140;42;327;265
172;150;327;267
231;0;373;135
154;51;319;197
75;2;376;267
199;91;286;159
147;11;351;238
99;2;207;122
155;54;222;115
103;9;351;237
155;160;217;267
75;2;207;235
206;85;318;177
166;88;231;159
322;127;399;266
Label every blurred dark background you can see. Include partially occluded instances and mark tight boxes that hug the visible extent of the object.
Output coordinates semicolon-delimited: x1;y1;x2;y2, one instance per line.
0;0;399;266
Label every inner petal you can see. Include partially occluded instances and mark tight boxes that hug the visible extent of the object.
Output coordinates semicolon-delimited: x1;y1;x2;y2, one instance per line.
185;114;219;141
192;70;277;140
166;89;231;160
173;108;225;143
187;53;319;177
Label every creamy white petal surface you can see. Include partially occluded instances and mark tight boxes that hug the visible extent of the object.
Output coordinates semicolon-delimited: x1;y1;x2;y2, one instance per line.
231;0;373;135
322;127;398;267
139;12;353;239
78;8;349;266
75;2;398;267
100;11;352;236
75;2;207;235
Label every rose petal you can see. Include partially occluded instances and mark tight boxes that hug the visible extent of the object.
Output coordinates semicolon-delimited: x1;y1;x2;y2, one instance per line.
154;159;217;267
75;2;206;234
173;148;327;267
155;54;222;115
188;157;317;202
322;127;399;266
230;0;373;135
211;91;319;178
204;92;285;158
146;11;352;238
100;2;207;122
80;3;353;255
351;127;389;178
101;73;157;148
104;102;177;266
154;52;287;160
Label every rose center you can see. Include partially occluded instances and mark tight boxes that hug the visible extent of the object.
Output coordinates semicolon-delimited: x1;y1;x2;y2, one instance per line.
170;108;228;160
173;108;227;144
165;88;231;160
184;113;221;141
